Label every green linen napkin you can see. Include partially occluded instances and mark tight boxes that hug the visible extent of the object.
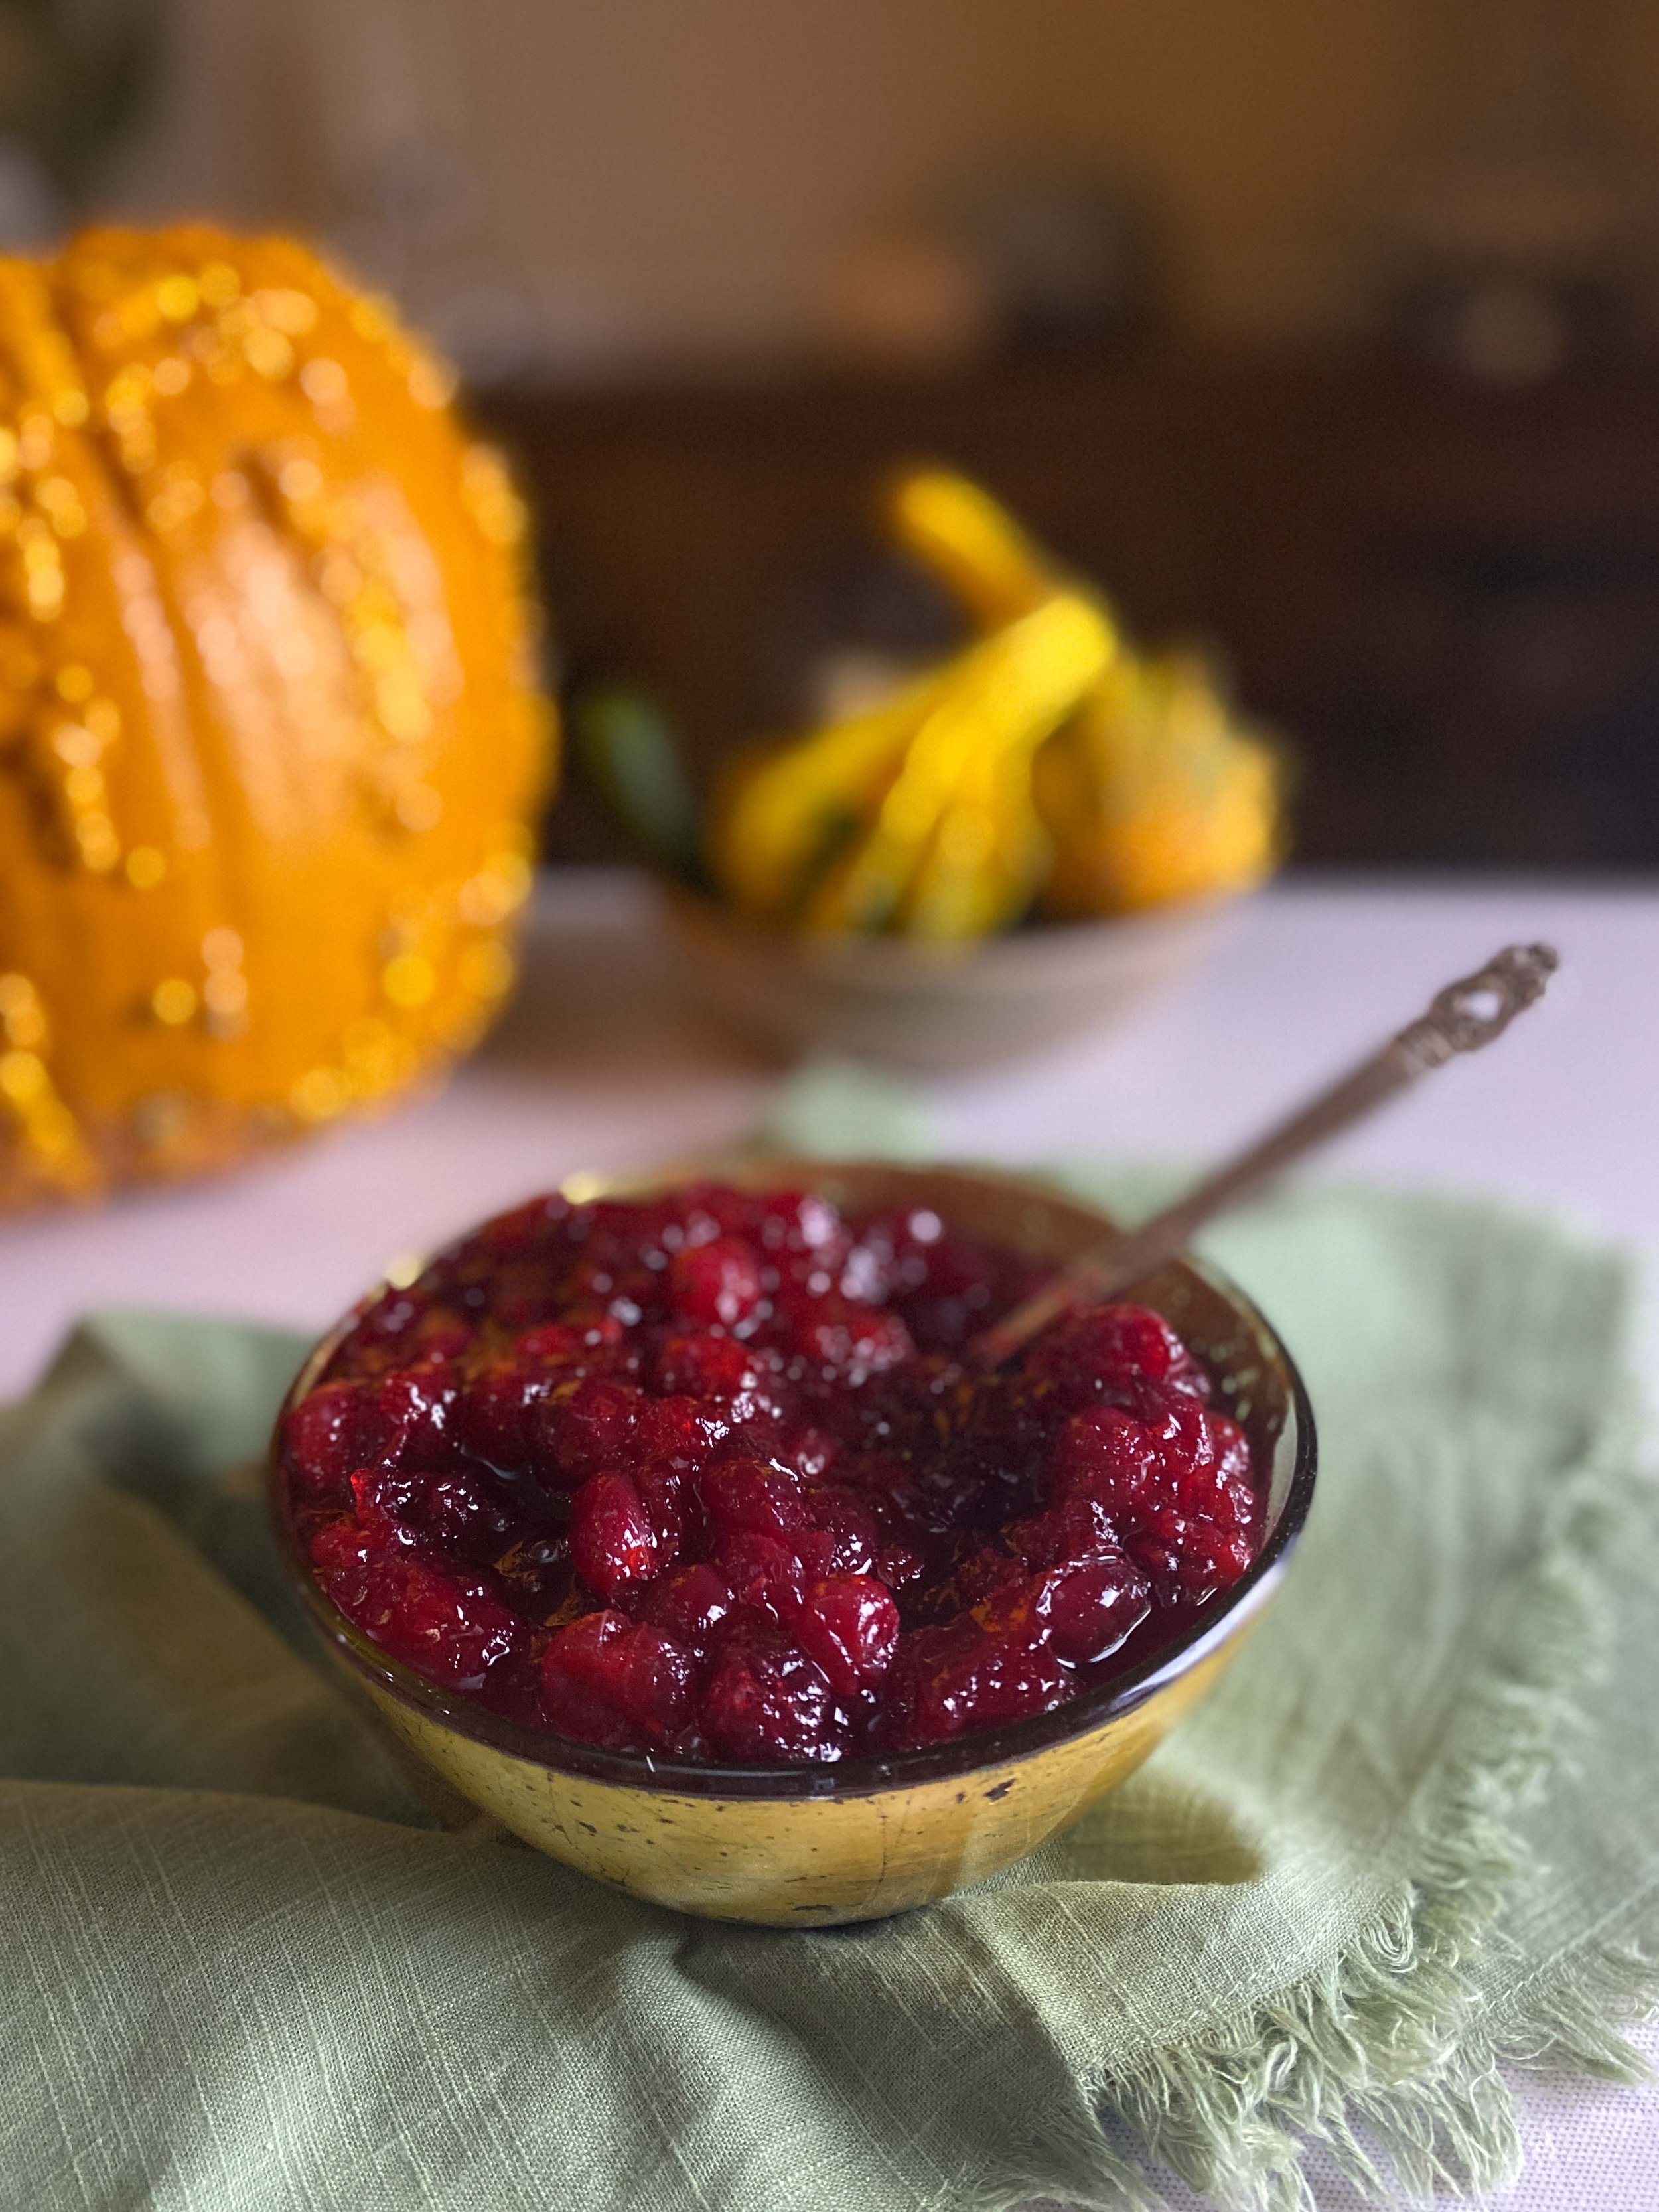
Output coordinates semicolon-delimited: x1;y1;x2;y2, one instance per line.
3;1177;1657;2212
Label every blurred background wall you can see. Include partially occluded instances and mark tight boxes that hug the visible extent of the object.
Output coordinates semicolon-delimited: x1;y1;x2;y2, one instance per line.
9;0;1659;871
112;0;1427;362
100;0;1659;366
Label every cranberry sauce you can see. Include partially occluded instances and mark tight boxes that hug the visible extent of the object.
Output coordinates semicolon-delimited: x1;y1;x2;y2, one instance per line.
279;1183;1263;1765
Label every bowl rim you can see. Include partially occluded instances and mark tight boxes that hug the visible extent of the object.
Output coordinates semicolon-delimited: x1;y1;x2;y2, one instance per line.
269;1161;1317;1802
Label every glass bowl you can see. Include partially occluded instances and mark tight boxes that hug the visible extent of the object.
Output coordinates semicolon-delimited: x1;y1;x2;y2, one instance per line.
269;1158;1315;1926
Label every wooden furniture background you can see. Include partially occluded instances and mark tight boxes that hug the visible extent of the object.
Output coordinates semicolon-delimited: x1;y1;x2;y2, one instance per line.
476;350;1659;869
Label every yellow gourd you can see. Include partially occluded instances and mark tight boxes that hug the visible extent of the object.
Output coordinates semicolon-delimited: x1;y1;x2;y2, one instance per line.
0;224;553;1207
707;593;1112;939
1031;649;1281;915
887;467;1281;917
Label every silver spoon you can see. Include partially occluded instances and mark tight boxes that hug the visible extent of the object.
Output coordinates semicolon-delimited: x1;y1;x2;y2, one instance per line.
968;942;1559;1369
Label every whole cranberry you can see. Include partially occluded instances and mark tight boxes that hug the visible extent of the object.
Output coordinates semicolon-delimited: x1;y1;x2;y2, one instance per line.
701;1623;848;1763
1054;1400;1258;1609
1007;1492;1123;1571
668;1236;765;1329
880;1620;1070;1749
1052;1406;1159;1518
309;1514;382;1615
1033;1555;1151;1664
632;1393;730;1467
534;1668;638;1751
372;1366;459;1471
376;1560;520;1686
796;1485;880;1578
710;1530;804;1621
788;1574;899;1698
541;1609;695;1748
757;1190;850;1269
839;1206;944;1305
571;1472;660;1597
314;1522;518;1688
517;1314;625;1365
638;1562;733;1649
782;1292;914;1379
1125;1512;1256;1608
655;1332;763;1400
697;1453;813;1540
1025;1303;1208;1407
283;1380;382;1502
537;1376;644;1485
455;1357;555;1473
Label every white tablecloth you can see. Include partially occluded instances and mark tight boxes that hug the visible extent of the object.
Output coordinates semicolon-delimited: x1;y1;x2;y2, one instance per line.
3;869;1654;2206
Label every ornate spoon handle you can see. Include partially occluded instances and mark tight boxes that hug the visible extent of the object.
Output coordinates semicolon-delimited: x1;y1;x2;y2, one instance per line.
969;943;1559;1368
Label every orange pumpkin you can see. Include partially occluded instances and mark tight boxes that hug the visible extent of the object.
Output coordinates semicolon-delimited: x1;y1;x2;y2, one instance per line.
0;223;553;1207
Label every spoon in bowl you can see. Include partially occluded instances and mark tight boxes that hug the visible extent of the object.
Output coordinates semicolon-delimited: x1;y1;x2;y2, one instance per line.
968;942;1559;1368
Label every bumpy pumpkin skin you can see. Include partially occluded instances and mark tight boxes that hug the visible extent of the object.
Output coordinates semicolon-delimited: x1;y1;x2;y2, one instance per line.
0;224;553;1206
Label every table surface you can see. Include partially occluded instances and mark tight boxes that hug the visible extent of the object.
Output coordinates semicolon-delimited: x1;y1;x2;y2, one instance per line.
4;869;1654;2208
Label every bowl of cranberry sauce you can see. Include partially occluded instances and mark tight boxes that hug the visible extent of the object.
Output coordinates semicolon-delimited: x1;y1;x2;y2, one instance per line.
272;1162;1314;1925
